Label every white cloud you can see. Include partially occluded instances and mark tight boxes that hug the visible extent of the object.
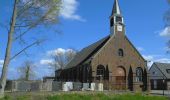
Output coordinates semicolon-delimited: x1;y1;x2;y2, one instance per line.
143;55;170;68
142;55;154;68
159;27;170;37
22;0;85;22
137;47;145;52
155;58;170;63
40;59;53;65
143;55;154;61
47;48;66;56
60;0;86;22
0;60;4;65
40;48;76;67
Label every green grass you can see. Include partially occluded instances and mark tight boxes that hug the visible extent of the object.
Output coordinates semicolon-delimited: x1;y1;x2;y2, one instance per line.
47;93;168;100
0;93;168;100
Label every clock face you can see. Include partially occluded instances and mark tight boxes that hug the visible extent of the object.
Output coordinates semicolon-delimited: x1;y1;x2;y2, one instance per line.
117;25;123;32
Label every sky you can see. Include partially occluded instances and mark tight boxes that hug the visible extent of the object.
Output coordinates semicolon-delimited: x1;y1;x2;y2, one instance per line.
0;0;170;80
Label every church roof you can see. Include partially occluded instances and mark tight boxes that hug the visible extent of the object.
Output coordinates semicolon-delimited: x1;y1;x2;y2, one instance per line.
112;0;121;15
64;36;110;69
64;35;146;70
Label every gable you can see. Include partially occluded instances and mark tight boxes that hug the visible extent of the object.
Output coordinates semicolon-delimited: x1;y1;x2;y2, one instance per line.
91;35;146;63
91;35;147;75
125;36;146;62
149;63;165;79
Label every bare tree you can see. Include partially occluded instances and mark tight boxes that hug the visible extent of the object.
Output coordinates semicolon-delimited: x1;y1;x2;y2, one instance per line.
48;49;76;71
18;61;36;81
0;0;61;96
167;0;170;4
165;0;170;26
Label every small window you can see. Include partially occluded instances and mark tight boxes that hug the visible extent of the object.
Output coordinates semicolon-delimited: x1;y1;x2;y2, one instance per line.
166;69;170;74
110;18;114;27
116;16;122;23
118;49;124;57
152;72;155;75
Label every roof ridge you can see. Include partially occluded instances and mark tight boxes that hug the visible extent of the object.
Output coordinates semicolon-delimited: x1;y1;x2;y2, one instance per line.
64;35;110;69
154;62;170;65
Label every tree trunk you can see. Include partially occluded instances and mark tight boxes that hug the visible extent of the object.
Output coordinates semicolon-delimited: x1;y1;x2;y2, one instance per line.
0;0;17;97
25;66;30;81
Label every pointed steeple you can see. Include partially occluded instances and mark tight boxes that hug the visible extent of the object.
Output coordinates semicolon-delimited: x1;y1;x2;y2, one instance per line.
110;0;125;35
112;0;121;16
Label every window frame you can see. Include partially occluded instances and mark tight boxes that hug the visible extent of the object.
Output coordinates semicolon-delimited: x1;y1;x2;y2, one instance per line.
166;69;170;74
118;49;124;57
96;65;105;80
116;16;122;23
136;67;143;82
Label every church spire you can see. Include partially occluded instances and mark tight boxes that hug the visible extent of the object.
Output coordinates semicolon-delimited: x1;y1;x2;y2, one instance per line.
112;0;121;15
110;0;124;35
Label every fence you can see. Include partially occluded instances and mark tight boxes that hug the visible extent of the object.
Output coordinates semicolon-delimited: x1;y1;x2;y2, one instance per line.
5;76;170;96
94;75;170;96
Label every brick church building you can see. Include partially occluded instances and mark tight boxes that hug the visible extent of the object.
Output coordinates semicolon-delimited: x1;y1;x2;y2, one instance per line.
55;0;149;91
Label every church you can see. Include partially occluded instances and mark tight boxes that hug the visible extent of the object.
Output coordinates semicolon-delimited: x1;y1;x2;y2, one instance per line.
55;0;149;91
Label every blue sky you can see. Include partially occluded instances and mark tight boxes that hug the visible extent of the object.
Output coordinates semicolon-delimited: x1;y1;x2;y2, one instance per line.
0;0;170;79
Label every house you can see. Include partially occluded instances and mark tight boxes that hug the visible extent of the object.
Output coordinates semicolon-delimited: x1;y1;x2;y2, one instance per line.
150;62;170;90
55;0;150;92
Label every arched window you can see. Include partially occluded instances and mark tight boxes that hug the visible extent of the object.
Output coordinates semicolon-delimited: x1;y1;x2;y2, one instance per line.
136;67;143;82
110;18;114;27
96;65;105;80
118;49;124;57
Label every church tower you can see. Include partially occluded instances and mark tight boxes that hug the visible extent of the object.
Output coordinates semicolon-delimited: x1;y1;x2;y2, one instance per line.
110;0;125;36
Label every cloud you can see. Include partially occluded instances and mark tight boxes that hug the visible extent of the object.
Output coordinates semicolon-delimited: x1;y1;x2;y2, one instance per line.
143;55;170;68
159;27;170;37
40;48;76;66
0;60;4;66
137;47;145;52
22;0;85;22
155;58;170;63
142;55;154;68
47;48;76;56
47;48;66;56
60;0;86;22
40;59;53;65
142;55;154;61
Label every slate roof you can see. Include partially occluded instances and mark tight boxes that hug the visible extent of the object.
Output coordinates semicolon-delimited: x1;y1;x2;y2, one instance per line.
154;62;170;79
64;35;110;69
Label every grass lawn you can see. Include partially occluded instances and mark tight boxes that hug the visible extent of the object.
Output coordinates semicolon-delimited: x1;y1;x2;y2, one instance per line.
0;92;168;100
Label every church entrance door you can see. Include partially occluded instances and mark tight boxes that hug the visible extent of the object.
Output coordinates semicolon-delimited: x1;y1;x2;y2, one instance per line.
115;67;126;90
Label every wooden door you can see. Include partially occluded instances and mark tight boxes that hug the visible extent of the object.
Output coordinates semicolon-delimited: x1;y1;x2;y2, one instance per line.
115;67;126;90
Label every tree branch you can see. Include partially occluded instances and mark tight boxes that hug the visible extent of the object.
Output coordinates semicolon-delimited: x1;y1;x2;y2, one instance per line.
13;26;33;41
10;39;45;61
